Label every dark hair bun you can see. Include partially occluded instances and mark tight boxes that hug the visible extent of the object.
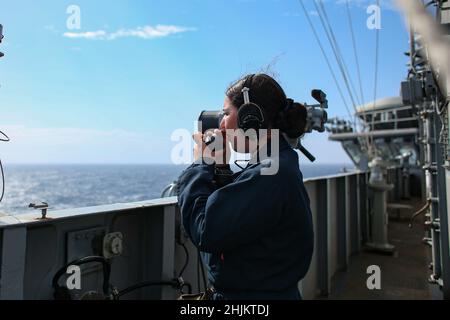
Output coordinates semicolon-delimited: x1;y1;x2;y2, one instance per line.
277;102;307;139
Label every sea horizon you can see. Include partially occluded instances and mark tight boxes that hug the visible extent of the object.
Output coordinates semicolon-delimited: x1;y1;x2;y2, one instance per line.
2;162;353;166
0;163;355;215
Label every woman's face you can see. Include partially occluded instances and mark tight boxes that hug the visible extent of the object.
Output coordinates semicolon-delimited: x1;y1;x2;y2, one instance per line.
220;96;238;131
220;96;251;153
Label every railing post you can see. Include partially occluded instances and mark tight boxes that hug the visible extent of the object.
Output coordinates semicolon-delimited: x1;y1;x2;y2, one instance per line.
161;205;176;300
337;177;347;271
0;227;27;300
316;180;329;296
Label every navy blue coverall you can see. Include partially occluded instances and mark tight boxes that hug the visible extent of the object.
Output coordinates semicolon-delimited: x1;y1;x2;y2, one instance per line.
177;136;314;300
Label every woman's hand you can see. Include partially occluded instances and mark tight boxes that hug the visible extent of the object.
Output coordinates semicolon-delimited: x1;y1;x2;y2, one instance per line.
193;129;231;166
193;132;207;163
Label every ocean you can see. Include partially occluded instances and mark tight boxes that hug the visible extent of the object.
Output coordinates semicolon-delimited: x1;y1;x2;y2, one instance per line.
0;163;353;215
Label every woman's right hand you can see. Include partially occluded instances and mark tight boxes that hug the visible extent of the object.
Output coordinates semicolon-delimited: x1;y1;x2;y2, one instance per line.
193;129;231;166
211;129;231;167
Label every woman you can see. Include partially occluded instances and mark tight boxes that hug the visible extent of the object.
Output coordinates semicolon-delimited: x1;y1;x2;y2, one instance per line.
177;73;314;300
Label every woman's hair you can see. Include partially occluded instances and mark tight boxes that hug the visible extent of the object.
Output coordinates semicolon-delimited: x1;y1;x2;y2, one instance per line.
226;73;307;139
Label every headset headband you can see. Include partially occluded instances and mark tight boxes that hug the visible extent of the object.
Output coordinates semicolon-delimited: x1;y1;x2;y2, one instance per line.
241;74;255;104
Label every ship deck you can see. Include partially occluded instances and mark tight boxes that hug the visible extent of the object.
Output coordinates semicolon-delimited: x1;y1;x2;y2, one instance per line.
327;198;438;300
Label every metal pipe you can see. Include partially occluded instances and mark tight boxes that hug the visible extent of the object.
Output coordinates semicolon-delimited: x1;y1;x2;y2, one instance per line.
329;128;419;141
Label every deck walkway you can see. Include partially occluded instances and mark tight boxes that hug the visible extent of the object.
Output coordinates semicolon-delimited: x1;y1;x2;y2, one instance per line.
327;198;440;300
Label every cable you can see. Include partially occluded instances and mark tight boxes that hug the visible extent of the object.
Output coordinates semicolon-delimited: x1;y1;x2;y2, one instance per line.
316;0;362;108
409;199;431;228
0;130;9;142
345;0;364;129
52;254;192;299
52;256;111;300
314;0;371;153
116;241;193;298
345;0;365;107
198;249;208;292
178;242;189;278
197;249;201;292
311;0;371;151
116;280;181;299
298;0;355;125
195;248;208;292
0;130;9;203
326;2;372;149
182;282;193;294
369;0;381;157
313;0;358;110
0;158;5;203
176;240;192;294
425;0;437;8
234;159;248;170
315;0;361;108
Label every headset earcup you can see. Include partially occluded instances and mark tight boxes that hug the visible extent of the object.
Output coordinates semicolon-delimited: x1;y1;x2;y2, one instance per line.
237;103;264;132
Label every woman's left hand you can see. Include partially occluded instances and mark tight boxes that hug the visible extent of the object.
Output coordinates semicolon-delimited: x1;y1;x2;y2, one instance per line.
193;132;207;163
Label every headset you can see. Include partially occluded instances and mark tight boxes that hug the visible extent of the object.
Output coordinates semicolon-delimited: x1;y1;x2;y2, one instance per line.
237;74;265;132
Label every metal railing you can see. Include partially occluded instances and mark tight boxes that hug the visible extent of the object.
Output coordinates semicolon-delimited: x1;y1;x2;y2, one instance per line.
0;169;408;300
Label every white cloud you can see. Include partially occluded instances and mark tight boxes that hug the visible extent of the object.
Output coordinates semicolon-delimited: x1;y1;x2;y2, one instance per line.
63;25;196;41
110;25;196;39
63;30;107;40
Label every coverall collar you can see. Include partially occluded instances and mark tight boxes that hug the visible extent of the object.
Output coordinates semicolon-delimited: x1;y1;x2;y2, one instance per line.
250;133;292;164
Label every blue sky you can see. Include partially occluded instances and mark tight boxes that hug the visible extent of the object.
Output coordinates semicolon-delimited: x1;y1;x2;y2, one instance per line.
0;0;410;164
